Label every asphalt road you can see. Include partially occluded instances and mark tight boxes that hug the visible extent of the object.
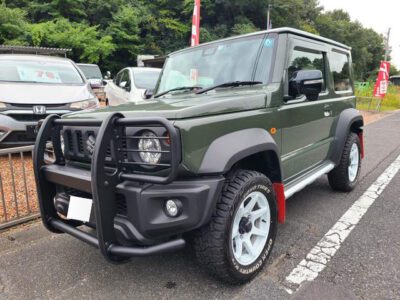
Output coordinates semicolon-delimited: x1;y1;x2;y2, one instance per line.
1;112;400;300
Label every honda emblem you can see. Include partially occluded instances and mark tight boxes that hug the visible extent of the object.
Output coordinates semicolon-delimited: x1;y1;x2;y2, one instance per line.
33;105;46;115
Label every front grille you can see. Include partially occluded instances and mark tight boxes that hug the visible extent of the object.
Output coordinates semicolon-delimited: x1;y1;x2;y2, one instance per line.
8;114;48;122
115;194;127;216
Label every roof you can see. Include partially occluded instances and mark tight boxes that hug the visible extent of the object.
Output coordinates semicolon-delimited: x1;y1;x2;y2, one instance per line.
0;54;73;63
76;63;99;67
171;27;351;56
0;45;71;56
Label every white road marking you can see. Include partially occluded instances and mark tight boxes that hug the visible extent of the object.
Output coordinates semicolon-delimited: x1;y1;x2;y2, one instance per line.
284;154;400;293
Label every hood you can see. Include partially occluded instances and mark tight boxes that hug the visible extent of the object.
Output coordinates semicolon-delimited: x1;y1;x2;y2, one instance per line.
0;82;94;105
64;87;270;120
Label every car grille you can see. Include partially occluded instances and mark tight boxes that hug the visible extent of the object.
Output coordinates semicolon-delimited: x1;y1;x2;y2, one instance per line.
8;114;49;122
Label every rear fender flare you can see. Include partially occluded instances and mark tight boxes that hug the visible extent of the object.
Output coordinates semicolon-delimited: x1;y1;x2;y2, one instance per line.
331;108;364;165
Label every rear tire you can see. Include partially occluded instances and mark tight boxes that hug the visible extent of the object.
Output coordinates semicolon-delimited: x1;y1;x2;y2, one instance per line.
193;170;277;284
328;132;361;191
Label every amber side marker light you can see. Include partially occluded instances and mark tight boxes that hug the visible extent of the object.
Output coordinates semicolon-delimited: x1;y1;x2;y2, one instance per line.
270;128;277;135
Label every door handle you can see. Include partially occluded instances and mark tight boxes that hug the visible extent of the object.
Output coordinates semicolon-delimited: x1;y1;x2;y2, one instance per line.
323;104;332;117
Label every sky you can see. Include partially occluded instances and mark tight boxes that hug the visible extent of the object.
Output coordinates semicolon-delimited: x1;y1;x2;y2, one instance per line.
318;0;399;68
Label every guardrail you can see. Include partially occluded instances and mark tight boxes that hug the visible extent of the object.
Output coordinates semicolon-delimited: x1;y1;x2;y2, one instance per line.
0;145;40;230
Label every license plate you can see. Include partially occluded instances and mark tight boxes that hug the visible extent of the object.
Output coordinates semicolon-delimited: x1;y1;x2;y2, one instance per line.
67;196;93;222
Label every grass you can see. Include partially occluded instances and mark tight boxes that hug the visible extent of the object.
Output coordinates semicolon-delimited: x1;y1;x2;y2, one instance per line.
356;85;400;112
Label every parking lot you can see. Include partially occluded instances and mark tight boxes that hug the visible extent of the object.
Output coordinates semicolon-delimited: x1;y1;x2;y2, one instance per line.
1;111;399;299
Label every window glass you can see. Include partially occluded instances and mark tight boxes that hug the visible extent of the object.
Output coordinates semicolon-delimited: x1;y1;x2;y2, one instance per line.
0;59;83;84
133;70;161;90
331;51;351;91
78;65;102;80
156;35;275;94
288;49;326;91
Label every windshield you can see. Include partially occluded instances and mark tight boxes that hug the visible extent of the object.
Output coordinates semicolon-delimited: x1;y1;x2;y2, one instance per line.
133;70;161;90
156;34;275;95
0;59;84;84
78;65;103;80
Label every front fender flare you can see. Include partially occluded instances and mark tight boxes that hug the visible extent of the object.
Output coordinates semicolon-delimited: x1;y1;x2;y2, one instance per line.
198;128;282;179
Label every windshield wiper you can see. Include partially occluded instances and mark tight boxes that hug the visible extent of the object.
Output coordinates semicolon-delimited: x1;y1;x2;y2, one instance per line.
154;86;202;98
196;81;262;94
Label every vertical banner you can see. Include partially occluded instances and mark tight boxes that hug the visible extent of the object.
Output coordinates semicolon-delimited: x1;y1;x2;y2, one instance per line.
373;61;391;98
191;0;201;47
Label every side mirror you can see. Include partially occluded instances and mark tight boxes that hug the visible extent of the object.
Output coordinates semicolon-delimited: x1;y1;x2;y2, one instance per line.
289;70;323;101
144;89;154;99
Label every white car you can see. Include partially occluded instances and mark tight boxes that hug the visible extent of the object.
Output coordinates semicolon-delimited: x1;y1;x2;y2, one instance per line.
0;54;99;148
105;67;161;106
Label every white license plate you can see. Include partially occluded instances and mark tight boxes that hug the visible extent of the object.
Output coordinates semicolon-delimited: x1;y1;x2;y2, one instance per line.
67;196;93;222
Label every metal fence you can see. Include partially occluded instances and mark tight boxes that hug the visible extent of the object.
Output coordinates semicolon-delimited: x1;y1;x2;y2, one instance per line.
0;146;40;230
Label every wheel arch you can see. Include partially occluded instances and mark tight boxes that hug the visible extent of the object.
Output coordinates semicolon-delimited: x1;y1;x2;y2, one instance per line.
330;108;364;166
198;128;283;183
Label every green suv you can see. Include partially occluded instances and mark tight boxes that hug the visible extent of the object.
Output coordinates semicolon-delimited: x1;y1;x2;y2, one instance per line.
34;27;363;284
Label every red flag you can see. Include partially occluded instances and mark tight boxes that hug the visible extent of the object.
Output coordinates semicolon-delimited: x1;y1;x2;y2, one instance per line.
373;61;391;98
191;0;200;47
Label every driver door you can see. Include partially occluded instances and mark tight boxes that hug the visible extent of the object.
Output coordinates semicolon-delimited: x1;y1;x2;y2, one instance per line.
280;39;334;182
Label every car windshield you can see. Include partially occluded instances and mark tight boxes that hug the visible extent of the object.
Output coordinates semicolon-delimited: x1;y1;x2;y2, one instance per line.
0;59;84;84
78;65;103;80
133;70;161;90
156;34;275;95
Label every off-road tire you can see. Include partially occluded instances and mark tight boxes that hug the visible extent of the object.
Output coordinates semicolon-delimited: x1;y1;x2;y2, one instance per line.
193;170;277;284
328;132;361;191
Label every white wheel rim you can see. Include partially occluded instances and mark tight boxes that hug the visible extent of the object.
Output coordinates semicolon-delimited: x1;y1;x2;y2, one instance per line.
348;143;360;182
231;191;271;266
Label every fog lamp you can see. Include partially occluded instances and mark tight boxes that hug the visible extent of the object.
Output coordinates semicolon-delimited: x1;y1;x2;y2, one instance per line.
165;199;182;218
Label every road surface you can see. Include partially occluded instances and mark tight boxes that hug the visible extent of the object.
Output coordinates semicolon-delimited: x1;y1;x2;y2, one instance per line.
1;112;399;300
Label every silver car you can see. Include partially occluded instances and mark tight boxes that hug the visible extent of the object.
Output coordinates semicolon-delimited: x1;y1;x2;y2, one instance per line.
0;55;99;148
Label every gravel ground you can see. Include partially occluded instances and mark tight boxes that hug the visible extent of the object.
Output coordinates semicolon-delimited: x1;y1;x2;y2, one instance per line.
0;152;38;223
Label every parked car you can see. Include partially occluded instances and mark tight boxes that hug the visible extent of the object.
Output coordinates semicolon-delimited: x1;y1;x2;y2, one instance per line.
105;67;161;106
0;55;99;148
33;28;363;284
77;63;107;101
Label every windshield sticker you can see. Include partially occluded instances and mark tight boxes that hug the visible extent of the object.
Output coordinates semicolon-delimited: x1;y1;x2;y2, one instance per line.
264;38;274;48
17;66;62;83
190;69;199;82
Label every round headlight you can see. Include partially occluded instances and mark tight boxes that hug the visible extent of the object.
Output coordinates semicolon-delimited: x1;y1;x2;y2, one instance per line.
138;131;162;165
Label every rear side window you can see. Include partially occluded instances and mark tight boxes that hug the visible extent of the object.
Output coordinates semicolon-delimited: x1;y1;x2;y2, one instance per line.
288;49;326;90
330;51;351;92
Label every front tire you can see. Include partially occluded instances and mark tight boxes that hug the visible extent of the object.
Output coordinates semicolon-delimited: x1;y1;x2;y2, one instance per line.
193;170;277;284
328;132;362;191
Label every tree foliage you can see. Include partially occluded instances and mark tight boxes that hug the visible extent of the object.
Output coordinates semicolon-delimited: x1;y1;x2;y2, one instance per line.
0;0;388;78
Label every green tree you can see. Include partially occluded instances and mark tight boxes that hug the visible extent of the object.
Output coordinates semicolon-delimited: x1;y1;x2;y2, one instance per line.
0;3;28;45
27;18;114;63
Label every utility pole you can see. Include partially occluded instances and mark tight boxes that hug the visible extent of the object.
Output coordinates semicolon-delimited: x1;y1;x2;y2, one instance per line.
267;3;272;30
384;27;391;62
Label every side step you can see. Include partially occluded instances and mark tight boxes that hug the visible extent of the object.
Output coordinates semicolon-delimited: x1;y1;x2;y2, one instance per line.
284;162;335;199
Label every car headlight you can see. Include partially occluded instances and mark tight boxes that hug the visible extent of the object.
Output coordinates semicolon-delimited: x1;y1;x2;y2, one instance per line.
138;131;162;165
0;102;6;110
70;98;99;110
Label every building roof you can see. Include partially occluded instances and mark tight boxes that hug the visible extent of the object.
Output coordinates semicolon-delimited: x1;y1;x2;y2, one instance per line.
0;45;71;57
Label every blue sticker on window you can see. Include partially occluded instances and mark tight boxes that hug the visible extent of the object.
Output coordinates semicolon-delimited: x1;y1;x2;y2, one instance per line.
264;38;274;48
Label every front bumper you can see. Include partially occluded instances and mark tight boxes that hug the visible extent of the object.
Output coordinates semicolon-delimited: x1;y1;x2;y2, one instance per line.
0;111;70;147
34;113;222;261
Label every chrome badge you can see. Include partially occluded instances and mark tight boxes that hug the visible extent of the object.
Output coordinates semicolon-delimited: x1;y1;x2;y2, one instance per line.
33;105;46;115
86;135;96;155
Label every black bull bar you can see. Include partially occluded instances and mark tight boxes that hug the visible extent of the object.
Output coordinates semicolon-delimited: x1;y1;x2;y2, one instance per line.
33;113;185;262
